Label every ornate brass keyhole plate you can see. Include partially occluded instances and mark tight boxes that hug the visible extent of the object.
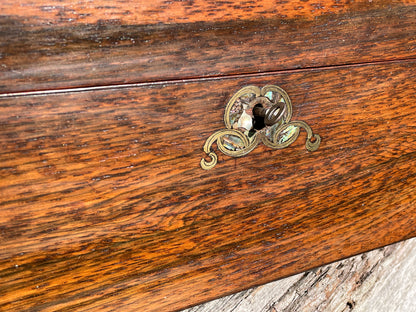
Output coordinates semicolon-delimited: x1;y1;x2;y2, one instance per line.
200;85;321;170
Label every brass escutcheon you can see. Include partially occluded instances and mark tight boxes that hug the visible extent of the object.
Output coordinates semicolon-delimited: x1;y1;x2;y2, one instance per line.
200;85;321;170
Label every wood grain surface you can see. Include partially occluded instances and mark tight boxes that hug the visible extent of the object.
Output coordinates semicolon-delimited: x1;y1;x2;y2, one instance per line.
183;237;416;312
1;60;416;311
1;1;416;93
0;0;402;25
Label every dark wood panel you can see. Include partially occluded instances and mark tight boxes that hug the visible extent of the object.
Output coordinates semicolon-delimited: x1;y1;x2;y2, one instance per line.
1;60;416;311
1;1;415;93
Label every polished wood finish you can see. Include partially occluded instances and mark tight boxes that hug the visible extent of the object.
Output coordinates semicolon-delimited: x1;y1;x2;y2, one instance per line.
0;0;401;25
1;1;416;93
1;60;415;311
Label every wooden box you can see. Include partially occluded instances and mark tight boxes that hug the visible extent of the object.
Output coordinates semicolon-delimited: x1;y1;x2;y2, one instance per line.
1;1;415;311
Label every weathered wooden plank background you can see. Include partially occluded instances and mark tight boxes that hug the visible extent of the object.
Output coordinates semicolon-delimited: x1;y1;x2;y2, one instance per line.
183;237;416;312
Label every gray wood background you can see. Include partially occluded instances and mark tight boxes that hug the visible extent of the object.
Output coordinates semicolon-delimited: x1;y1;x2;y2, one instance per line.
182;237;416;312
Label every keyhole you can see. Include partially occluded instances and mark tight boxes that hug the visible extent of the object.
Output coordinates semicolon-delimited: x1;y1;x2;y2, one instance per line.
253;104;266;130
253;103;285;130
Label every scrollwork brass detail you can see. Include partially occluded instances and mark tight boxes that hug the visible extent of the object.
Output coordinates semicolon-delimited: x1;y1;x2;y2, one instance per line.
201;85;321;170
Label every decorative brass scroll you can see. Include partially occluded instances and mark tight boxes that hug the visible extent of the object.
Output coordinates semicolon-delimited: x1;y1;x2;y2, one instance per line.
200;85;321;170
